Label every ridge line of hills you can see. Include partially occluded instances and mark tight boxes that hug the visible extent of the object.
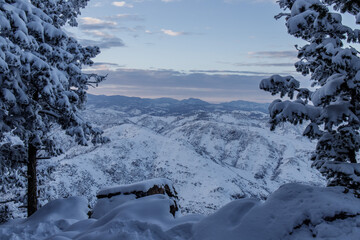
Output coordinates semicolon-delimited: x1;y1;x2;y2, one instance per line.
86;94;270;114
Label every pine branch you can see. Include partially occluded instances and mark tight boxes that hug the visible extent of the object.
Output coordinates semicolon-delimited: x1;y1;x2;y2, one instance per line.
38;110;61;119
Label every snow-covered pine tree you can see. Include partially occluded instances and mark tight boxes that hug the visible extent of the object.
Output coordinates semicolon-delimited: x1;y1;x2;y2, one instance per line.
260;0;360;190
0;0;108;217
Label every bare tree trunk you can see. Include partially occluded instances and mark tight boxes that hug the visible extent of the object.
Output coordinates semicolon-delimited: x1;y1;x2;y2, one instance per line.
27;144;37;217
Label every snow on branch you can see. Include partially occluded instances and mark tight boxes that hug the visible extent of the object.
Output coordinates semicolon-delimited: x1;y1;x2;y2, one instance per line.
268;99;320;130
260;75;300;99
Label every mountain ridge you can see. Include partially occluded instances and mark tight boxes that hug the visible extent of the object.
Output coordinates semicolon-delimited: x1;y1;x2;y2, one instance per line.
86;94;270;114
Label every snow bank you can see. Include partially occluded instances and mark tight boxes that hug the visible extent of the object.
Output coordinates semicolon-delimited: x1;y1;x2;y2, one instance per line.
0;197;88;240
2;182;360;240
208;183;360;240
26;196;89;224
192;198;260;240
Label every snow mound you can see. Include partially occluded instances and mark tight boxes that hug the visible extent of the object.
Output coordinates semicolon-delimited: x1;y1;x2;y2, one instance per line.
0;197;88;240
2;183;360;240
198;183;360;240
26;197;89;224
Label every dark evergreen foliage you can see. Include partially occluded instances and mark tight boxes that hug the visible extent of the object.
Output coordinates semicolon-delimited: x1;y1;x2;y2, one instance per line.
0;0;108;217
260;0;360;189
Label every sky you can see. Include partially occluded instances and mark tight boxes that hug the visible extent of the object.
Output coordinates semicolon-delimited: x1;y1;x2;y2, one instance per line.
68;0;308;103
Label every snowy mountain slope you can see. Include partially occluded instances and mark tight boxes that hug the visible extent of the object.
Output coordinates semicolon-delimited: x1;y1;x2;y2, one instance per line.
37;96;325;215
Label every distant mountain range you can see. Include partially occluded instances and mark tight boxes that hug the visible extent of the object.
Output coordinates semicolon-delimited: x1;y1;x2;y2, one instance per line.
86;94;270;114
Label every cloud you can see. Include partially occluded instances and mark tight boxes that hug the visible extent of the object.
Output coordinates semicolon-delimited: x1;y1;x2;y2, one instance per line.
81;17;115;26
78;29;125;49
146;29;190;36
80;17;117;30
111;14;145;21
83;30;113;38
79;16;145;32
218;60;295;68
189;69;277;75
78;15;146;49
79;36;125;49
85;67;282;103
224;0;276;3
92;2;104;7
92;62;124;67
112;1;134;8
234;62;294;67
88;62;125;71
248;51;297;59
161;29;185;36
131;0;180;2
217;51;297;69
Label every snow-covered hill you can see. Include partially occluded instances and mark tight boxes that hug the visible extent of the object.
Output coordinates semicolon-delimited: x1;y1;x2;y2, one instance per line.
37;95;325;215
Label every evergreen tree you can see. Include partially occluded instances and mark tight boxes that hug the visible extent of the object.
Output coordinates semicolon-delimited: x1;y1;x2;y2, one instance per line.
260;0;360;190
0;0;108;216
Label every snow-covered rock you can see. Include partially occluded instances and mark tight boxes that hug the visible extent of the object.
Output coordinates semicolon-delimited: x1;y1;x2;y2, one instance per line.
96;178;176;198
92;178;179;219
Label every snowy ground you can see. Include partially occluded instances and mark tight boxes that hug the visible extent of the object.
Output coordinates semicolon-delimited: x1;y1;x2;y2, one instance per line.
1;180;360;240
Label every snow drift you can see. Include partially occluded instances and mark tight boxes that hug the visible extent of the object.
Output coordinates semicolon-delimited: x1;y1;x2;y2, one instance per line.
1;179;360;240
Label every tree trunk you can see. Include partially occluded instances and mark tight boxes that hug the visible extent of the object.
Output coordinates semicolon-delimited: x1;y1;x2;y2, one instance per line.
349;149;357;163
27;144;37;217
